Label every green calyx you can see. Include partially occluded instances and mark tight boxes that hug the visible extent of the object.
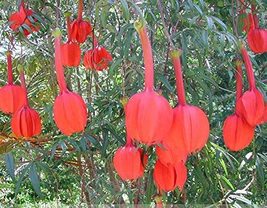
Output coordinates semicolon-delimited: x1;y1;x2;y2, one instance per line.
134;19;146;32
120;96;128;107
5;51;11;56
170;49;182;58
52;28;61;38
64;11;72;17
17;64;24;73
235;59;243;67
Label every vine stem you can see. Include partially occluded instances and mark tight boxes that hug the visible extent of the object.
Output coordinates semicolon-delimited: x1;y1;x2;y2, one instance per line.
135;21;154;91
170;49;187;105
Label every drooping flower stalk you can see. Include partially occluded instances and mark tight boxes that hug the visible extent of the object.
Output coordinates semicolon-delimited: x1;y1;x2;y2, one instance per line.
135;21;154;91
77;0;83;21
66;15;72;42
7;51;13;85
235;59;243;104
19;70;29;105
54;29;67;92
170;49;186;105
240;45;255;89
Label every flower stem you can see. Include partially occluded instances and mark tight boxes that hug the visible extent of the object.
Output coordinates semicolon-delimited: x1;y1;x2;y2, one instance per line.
20;70;29;105
78;0;83;20
170;49;187;105
54;29;68;92
66;16;71;42
6;51;13;85
240;45;256;90
135;20;154;91
235;60;243;105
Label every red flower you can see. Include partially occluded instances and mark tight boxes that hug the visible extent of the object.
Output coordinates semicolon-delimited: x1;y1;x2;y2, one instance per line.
70;0;92;43
169;50;210;154
153;160;187;192
61;43;81;67
8;0;39;36
125;22;173;145
53;30;88;136
0;52;26;114
236;46;265;126
113;136;147;180
61;16;81;67
247;13;267;53
11;71;41;138
83;46;112;71
223;60;255;151
223;114;254;151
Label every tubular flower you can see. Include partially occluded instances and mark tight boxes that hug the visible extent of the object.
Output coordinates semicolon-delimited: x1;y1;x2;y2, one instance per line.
247;12;267;53
61;15;81;67
153;160;187;192
168;50;210;154
125;21;173;145
223;60;255;151
83;46;112;71
8;0;39;36
236;46;265;126
53;30;88;136
113;136;147;180
0;52;26;114
11;71;41;138
70;0;92;43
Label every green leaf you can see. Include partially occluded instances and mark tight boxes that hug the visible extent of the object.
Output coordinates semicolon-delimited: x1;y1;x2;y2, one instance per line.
29;164;42;197
5;153;15;181
120;0;130;21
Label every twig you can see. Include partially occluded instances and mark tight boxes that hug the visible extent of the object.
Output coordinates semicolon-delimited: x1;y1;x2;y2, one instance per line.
157;0;175;49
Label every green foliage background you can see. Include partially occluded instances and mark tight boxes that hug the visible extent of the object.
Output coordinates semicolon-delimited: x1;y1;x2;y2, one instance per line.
0;0;266;206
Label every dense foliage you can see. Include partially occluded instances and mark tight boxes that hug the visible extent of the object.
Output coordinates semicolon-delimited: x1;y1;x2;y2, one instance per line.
0;0;266;206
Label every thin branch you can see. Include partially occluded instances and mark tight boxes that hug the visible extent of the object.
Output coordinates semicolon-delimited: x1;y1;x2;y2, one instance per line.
157;0;175;49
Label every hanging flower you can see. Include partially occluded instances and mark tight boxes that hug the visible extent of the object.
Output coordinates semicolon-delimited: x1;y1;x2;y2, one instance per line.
168;50;210;154
83;46;112;71
53;29;88;136
11;71;41;138
223;60;255;151
153;160;187;192
247;12;267;53
125;21;173;145
61;15;81;67
236;46;265;126
8;0;39;36
70;0;92;43
0;52;26;114
113;136;147;180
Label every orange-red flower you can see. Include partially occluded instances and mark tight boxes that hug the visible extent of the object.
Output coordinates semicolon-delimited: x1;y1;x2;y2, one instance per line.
53;30;88;136
0;52;26;114
247;13;267;53
125;22;173;145
168;50;210;154
8;0;39;36
113;136;147;180
223;60;255;151
153;160;187;192
83;46;112;71
236;46;265;126
61;16;81;67
11;71;41;138
70;0;92;43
